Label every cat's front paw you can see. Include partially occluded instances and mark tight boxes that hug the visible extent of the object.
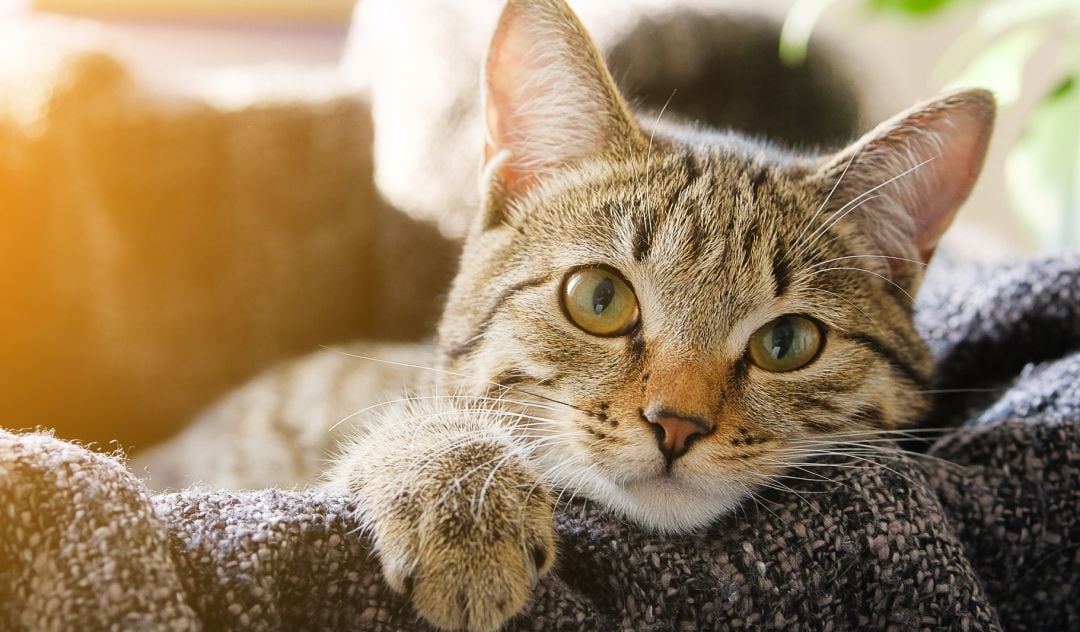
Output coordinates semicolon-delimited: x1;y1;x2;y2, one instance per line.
347;434;556;632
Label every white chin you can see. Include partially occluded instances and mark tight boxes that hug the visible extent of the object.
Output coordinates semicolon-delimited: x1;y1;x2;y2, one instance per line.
593;475;744;534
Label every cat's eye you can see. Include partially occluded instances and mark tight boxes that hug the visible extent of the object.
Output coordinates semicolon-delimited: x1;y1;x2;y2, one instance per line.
747;315;823;372
561;267;640;337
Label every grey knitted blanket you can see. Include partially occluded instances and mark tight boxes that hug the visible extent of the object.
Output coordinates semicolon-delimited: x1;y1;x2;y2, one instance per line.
2;256;1078;631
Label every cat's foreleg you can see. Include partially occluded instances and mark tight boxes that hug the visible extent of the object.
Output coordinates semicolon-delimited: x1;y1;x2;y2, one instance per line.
325;399;556;632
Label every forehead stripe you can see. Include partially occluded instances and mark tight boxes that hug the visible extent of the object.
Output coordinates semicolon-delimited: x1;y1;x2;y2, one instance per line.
632;213;654;263
772;246;791;297
741;224;758;264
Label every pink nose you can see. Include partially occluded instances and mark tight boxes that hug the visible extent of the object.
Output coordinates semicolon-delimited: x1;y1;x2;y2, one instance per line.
645;412;711;461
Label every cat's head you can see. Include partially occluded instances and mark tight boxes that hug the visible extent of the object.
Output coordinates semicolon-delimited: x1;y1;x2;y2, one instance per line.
437;0;994;532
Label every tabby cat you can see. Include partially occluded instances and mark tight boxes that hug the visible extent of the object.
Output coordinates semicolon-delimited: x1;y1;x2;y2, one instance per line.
154;0;997;629
323;0;995;629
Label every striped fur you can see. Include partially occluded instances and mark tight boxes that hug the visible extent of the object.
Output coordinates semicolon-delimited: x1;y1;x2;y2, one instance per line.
328;2;994;630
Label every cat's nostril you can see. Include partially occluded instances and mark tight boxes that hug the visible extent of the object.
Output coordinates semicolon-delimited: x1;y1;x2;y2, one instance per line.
644;410;712;461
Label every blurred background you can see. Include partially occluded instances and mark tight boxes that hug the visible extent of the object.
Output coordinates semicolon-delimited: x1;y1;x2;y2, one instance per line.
0;0;1075;451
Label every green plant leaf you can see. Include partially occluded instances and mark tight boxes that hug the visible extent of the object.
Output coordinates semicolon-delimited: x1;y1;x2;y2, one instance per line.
1006;75;1080;251
868;0;964;16
779;0;835;67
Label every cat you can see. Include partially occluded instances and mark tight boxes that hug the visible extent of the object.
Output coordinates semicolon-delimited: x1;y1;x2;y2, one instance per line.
136;0;994;629
318;0;995;629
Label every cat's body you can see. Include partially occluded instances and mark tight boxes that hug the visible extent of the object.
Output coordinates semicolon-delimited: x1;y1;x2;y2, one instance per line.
138;1;994;630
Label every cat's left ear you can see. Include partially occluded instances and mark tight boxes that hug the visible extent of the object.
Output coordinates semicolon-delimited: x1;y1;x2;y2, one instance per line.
481;0;645;221
815;89;995;290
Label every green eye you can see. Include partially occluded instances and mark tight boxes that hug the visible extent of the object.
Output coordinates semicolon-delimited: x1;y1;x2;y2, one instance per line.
561;268;640;336
748;315;823;372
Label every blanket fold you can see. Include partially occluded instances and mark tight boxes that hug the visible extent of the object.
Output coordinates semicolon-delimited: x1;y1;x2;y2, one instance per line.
2;256;1078;631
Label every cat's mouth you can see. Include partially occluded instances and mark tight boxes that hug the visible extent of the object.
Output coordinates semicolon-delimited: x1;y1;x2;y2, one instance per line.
534;434;745;533
624;456;714;490
602;455;707;497
623;470;686;490
605;470;747;533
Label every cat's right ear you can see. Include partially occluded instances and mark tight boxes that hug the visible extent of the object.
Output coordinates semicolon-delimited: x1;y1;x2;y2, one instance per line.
480;0;644;225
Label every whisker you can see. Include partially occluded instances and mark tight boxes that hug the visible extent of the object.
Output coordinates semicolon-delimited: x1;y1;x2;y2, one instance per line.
768;466;851;488
791;194;883;262
744;487;782;522
800;427;953;437
788;153;940;263
548;459;597;513
809;254;928;270
916;387;1004;395
808;287;882;335
323;347;588;415
785;148;859;266
787;440;965;470
475;450;525;514
643;89;678;195
780;449;926;487
757;480;826;519
811;266;917;303
329;393;564;433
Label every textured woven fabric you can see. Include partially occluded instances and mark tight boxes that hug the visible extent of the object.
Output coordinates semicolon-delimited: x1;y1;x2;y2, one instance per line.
2;256;1078;631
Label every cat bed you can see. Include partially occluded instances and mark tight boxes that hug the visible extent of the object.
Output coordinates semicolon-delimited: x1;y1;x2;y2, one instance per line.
2;256;1077;631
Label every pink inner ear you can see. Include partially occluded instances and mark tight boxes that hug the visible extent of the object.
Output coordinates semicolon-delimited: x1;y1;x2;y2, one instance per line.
481;0;639;202
483;7;549;198
484;18;542;198
907;103;989;261
485;13;528;151
907;107;993;262
484;95;533;195
488;1;565;198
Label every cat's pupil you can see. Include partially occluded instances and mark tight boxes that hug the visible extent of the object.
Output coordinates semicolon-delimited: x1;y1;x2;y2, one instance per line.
770;320;794;359
592;278;615;315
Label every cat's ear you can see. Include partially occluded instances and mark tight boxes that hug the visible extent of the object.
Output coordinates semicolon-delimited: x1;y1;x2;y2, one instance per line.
815;89;995;290
481;0;644;214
